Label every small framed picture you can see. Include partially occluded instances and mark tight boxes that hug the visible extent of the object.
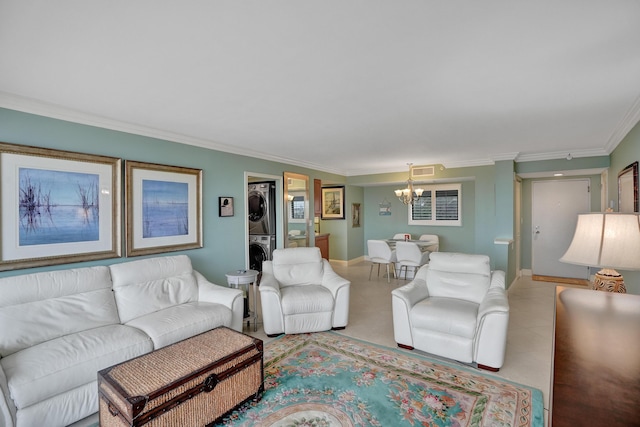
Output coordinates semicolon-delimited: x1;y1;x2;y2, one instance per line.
352;203;361;227
219;197;234;217
321;186;345;220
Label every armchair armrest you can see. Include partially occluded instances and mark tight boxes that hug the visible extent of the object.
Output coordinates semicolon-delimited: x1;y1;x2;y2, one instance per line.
391;278;430;348
475;283;509;369
194;271;244;331
478;286;509;318
321;260;350;297
489;269;506;290
391;278;430;309
257;272;282;298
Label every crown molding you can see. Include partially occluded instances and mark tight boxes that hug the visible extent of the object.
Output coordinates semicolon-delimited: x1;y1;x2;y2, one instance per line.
516;148;608;163
604;92;640;153
0;92;346;176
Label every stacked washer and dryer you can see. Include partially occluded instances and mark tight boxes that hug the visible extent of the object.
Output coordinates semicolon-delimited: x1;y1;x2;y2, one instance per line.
248;181;276;272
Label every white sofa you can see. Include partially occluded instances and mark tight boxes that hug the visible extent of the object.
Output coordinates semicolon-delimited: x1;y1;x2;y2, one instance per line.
392;252;509;371
260;247;350;336
0;255;244;427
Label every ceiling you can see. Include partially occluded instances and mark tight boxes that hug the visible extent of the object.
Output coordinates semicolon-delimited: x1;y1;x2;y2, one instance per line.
1;1;639;176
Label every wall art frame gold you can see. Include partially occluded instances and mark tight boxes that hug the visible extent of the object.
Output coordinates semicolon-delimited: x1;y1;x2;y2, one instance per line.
125;160;202;256
0;141;121;271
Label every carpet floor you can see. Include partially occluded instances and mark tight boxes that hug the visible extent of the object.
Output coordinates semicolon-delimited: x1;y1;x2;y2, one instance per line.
216;332;543;427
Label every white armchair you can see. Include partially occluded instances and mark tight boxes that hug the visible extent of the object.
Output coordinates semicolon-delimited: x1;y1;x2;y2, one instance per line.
259;247;350;336
391;252;509;371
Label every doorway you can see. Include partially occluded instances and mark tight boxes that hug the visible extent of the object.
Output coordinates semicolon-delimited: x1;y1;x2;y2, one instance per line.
532;179;590;280
245;172;283;270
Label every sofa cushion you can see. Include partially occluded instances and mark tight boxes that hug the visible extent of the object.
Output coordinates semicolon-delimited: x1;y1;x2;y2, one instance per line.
0;266;118;357
272;247;324;287
411;297;479;339
110;255;199;323
281;285;334;315
1;324;152;409
125;301;233;349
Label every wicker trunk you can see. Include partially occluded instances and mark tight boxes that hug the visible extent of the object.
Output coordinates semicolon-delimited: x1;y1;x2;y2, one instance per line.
98;327;263;427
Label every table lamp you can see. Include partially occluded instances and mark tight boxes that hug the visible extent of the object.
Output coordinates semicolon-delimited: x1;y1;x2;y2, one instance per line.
560;213;640;293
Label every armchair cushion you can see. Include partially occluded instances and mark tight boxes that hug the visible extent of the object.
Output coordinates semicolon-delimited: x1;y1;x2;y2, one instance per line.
412;297;478;338
272;247;325;287
281;286;334;316
426;252;491;304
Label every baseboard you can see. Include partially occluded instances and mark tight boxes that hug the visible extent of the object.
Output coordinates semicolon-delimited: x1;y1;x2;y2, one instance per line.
532;275;590;286
329;256;365;267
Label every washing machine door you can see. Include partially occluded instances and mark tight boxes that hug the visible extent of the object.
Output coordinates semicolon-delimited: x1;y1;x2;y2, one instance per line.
249;242;268;272
248;190;269;234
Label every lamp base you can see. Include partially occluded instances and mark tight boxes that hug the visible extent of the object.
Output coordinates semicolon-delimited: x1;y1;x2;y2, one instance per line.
592;268;626;293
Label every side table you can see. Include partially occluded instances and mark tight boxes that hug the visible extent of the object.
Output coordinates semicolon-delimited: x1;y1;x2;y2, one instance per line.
225;269;260;332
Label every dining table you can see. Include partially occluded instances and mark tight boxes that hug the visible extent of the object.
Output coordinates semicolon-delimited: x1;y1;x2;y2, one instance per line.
385;239;435;252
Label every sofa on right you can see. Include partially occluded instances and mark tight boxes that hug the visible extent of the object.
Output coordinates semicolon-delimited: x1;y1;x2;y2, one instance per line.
391;252;509;371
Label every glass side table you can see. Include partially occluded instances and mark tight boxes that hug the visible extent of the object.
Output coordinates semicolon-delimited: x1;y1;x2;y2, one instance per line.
225;269;259;332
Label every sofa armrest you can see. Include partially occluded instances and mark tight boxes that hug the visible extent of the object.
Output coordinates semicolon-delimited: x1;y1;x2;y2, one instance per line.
194;271;244;332
321;260;350;297
0;362;16;427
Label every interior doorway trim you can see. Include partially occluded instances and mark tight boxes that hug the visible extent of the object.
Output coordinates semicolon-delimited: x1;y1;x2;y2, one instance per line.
244;171;283;269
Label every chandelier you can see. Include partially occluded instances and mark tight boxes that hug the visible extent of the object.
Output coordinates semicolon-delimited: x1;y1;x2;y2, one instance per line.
394;163;424;205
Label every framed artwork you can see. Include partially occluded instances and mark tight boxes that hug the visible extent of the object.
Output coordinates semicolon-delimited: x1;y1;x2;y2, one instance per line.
219;196;234;217
0;142;121;271
352;203;361;227
618;161;638;213
125;160;202;256
379;199;391;216
321;186;345;220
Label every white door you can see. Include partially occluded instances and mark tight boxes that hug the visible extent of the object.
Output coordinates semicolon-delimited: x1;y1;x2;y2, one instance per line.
532;179;590;279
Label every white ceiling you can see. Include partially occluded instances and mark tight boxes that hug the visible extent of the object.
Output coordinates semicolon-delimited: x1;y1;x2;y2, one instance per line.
1;1;639;176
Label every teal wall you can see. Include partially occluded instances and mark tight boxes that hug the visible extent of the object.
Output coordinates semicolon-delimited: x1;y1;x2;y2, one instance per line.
0;108;343;285
609;119;640;294
357;165;510;274
1;107;638;293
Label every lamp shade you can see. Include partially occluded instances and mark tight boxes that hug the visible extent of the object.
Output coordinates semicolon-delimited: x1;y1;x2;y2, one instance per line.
560;213;640;271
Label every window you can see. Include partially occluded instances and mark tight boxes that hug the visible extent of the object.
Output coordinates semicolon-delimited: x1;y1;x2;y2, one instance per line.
408;183;461;226
288;193;306;222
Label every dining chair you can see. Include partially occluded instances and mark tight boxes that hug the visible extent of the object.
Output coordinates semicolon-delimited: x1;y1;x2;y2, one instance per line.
419;234;440;252
367;240;397;283
395;241;430;280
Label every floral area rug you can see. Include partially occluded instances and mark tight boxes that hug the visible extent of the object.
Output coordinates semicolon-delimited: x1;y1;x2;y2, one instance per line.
217;332;544;427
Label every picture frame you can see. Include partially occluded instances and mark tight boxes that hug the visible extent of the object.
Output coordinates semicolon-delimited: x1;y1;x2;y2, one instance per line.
321;186;345;220
219;196;234;217
125;160;202;257
0;142;121;271
618;161;638;213
352;203;361;227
